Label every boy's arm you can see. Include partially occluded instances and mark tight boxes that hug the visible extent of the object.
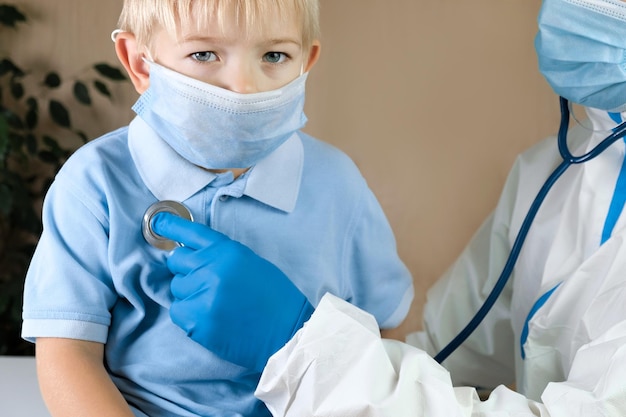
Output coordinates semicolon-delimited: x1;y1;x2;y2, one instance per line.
36;338;135;417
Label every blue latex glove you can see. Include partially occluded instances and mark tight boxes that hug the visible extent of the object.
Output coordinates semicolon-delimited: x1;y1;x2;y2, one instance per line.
151;212;314;373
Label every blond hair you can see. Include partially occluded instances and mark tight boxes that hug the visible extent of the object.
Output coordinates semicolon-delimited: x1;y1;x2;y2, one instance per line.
118;0;320;51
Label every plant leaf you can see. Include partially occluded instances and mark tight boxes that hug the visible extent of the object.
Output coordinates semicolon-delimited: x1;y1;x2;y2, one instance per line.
37;150;57;164
93;63;126;81
9;79;24;100
25;98;38;130
25;107;37;129
0;60;8;77
75;130;89;143
0;183;12;215
93;80;111;98
5;110;23;129
48;100;71;128
40;177;53;196
0;58;23;77
7;132;24;155
42;135;59;149
0;114;8;161
26;96;37;109
73;81;91;105
0;5;27;28
25;133;37;155
43;72;61;88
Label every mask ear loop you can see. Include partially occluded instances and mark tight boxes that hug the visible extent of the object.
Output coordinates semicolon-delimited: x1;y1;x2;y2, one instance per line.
144;51;155;63
112;29;155;63
111;29;123;43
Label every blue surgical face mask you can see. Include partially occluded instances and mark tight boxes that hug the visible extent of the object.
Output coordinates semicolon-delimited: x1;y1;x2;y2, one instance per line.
535;0;626;112
132;62;308;169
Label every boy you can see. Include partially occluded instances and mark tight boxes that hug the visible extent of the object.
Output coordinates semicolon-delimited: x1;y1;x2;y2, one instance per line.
22;1;414;416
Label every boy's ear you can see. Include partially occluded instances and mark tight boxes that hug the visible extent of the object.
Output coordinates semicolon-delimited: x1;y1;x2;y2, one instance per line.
114;31;150;94
304;40;321;72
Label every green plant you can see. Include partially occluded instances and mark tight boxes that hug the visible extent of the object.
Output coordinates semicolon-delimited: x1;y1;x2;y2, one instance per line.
0;3;127;355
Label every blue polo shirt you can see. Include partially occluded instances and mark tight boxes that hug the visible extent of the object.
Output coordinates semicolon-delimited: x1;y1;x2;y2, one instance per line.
22;117;414;417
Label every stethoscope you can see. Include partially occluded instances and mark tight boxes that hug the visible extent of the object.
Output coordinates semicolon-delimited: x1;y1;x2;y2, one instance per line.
433;97;626;364
142;200;193;251
139;97;626;363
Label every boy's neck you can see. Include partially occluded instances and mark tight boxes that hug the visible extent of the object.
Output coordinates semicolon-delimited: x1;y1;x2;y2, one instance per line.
207;168;250;179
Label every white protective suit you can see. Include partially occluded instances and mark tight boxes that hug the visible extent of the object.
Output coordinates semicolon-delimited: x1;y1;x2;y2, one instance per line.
255;107;626;416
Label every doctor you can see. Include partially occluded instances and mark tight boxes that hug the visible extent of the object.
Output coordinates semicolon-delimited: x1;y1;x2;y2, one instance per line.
153;0;626;415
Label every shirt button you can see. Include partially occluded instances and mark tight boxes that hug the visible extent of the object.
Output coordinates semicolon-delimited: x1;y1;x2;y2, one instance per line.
219;195;229;202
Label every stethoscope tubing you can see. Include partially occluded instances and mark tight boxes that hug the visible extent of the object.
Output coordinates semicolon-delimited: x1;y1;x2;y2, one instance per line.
434;97;626;364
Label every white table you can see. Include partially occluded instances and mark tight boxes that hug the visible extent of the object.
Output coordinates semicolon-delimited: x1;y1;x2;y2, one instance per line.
0;356;51;417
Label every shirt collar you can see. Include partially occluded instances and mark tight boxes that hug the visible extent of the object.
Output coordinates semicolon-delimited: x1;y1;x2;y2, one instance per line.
128;116;303;212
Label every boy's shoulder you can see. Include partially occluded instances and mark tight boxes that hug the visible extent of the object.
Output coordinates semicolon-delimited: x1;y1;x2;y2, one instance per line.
298;130;345;154
298;131;360;172
297;131;369;193
52;125;136;198
59;125;131;173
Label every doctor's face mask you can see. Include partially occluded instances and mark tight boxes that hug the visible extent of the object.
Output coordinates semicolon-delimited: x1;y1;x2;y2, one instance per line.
132;62;308;170
535;0;626;112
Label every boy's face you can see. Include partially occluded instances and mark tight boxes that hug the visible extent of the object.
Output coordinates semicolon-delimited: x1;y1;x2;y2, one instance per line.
150;7;310;93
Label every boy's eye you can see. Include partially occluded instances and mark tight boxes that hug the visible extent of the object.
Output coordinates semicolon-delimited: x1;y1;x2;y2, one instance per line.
191;51;217;62
263;52;288;64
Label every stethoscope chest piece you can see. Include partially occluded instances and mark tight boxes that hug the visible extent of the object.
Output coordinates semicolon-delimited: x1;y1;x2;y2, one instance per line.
142;200;193;250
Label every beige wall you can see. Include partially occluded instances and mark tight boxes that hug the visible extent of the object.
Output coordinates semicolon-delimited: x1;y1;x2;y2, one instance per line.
4;0;560;339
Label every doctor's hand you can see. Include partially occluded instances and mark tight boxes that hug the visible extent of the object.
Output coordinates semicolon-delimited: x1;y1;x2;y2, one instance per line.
151;212;314;373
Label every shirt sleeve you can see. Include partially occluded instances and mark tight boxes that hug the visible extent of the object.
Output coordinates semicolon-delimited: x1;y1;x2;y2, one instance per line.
344;185;414;329
22;169;117;343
